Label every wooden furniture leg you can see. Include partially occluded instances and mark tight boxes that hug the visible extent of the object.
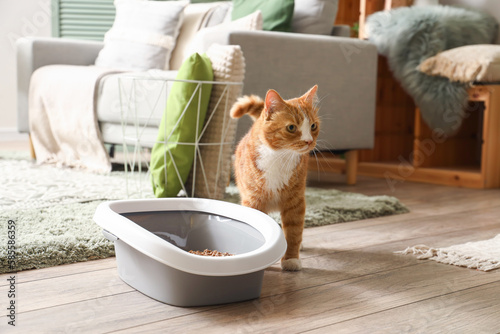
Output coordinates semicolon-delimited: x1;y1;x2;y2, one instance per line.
384;0;414;10
345;150;358;185
29;134;36;160
476;85;500;188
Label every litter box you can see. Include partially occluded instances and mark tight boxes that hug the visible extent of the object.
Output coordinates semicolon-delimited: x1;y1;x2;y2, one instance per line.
93;198;286;307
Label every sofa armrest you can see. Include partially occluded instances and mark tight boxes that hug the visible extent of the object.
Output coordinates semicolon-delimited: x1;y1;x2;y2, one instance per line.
17;37;104;133
228;31;378;150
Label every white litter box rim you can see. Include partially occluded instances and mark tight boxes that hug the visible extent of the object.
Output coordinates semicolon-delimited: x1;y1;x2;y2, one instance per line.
94;198;287;276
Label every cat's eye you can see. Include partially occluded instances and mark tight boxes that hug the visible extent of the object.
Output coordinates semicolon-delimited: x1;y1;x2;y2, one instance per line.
311;123;318;131
286;124;297;133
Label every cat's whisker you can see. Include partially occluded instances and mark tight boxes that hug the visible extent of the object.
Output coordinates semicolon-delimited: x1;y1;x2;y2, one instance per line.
309;147;342;173
315;92;329;106
311;148;321;175
317;114;334;122
281;153;291;172
310;147;326;159
316;138;335;147
265;149;295;172
314;140;333;151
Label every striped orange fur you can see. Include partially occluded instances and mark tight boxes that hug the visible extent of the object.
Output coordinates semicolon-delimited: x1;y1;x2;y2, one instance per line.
230;85;320;271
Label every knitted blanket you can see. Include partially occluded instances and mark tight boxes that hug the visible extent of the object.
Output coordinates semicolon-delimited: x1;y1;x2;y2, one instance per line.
29;65;117;173
366;5;498;134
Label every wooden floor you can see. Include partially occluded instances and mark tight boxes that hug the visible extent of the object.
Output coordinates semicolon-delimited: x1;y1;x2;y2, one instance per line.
1;141;500;333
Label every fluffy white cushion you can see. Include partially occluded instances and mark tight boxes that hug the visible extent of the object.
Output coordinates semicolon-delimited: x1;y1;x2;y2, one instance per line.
419;45;500;83
185;10;263;57
95;0;188;71
292;0;339;35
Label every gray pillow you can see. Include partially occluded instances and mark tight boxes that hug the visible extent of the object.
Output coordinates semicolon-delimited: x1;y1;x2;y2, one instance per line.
292;0;339;35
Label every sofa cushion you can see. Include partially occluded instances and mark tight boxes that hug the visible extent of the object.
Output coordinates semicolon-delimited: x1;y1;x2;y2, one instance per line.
150;53;213;198
185;10;263;56
232;0;294;32
418;44;500;83
292;0;339;35
96;70;178;127
200;1;233;27
100;122;159;147
95;0;188;71
169;2;232;70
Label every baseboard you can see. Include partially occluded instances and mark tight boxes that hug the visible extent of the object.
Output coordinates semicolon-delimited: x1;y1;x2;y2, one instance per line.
0;128;29;142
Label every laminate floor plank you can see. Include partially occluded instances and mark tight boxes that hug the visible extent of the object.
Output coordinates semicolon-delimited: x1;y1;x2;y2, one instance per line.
6;291;206;334
0;258;116;287
300;205;500;259
305;282;500;334
0;268;133;316
106;263;500;334
2;176;500;333
4;205;497;318
8;225;499;333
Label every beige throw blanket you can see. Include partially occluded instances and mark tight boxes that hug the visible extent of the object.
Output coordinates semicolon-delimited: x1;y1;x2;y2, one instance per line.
29;65;117;173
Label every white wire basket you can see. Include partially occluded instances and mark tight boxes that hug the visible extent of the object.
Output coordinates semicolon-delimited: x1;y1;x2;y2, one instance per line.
118;73;243;199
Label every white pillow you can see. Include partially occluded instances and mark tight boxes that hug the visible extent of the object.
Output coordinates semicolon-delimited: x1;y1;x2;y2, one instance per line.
169;2;231;71
292;0;339;35
185;10;263;57
95;0;188;71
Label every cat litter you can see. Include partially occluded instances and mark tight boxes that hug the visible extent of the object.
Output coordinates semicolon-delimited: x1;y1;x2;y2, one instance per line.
189;249;234;257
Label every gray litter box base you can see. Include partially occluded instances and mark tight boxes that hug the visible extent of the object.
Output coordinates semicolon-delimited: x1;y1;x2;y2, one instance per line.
115;240;265;307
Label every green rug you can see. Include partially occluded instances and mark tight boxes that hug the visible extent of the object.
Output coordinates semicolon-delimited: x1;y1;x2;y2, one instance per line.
0;154;408;274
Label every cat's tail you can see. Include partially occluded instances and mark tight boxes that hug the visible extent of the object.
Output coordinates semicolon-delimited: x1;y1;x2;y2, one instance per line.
230;95;264;121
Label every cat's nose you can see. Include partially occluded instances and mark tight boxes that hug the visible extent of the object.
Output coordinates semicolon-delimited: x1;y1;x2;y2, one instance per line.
304;140;313;145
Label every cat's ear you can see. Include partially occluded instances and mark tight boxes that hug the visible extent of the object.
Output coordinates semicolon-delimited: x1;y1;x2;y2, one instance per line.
264;89;285;120
300;85;318;106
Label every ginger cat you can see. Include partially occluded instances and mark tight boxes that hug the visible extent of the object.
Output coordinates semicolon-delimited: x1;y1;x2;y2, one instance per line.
230;86;320;271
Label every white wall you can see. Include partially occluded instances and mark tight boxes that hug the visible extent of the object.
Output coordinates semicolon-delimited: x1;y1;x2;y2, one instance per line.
0;0;51;136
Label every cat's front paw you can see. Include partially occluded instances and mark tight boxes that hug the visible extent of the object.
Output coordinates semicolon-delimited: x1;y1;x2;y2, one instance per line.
281;258;302;271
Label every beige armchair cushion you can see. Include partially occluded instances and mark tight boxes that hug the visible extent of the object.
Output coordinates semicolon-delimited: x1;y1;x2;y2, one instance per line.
419;45;500;83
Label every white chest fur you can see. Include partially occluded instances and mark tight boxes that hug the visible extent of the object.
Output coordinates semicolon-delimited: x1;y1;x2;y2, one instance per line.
256;144;301;192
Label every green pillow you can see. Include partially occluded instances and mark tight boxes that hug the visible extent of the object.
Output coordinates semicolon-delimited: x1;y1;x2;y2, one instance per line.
150;53;213;197
232;0;295;32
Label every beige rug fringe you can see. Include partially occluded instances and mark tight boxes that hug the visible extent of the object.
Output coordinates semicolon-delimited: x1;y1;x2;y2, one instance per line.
398;234;500;272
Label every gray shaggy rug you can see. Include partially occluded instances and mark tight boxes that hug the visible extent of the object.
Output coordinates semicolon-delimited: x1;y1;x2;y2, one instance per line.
366;5;498;134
